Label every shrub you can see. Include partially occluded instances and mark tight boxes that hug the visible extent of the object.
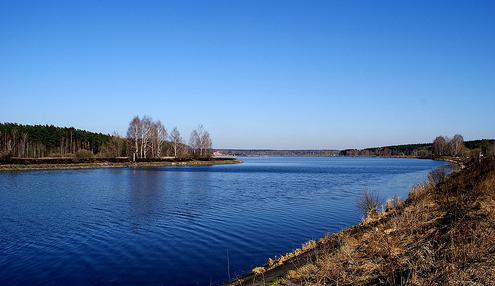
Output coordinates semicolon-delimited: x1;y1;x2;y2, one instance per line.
252;267;266;284
357;190;381;217
489;143;495;158
417;149;431;159
0;150;12;160
74;149;95;159
385;194;402;211
428;167;447;186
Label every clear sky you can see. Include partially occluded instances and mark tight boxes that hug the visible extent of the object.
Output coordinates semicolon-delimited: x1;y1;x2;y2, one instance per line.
0;1;494;149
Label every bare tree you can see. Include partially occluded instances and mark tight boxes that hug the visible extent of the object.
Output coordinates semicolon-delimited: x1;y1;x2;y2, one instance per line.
102;132;125;158
149;122;158;158
449;134;464;157
200;130;212;158
189;128;200;158
140;116;153;159
197;125;205;156
156;121;167;158
127;115;162;160
383;147;392;157
170;127;182;158
189;124;212;159
127;116;141;161
145;119;168;159
432;136;448;156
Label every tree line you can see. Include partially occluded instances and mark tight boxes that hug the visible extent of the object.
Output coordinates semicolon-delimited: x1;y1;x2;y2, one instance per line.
0;116;213;160
432;134;465;157
126;115;212;161
340;135;494;158
216;149;339;157
0;123;110;159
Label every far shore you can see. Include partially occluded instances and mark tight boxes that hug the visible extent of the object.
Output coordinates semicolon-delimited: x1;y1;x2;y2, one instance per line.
0;155;460;172
0;158;242;172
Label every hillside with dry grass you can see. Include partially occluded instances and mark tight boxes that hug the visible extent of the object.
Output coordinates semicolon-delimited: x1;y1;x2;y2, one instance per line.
232;157;495;285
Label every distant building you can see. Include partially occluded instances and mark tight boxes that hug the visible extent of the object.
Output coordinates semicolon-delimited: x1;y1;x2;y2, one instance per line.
212;151;224;157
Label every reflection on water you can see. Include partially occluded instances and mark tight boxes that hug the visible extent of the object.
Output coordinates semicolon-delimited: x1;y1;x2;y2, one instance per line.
128;169;165;229
127;169;214;229
0;157;446;285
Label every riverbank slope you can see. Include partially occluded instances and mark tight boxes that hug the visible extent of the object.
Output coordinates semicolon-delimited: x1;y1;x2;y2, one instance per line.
231;157;495;285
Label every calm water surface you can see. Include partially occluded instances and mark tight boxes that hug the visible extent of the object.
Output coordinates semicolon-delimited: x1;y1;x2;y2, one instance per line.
0;157;446;285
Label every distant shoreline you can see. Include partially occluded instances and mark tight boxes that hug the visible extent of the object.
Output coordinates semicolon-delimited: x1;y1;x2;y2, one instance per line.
0;156;458;172
0;158;242;172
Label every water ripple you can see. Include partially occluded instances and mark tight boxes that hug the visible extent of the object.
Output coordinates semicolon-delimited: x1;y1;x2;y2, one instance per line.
0;157;447;285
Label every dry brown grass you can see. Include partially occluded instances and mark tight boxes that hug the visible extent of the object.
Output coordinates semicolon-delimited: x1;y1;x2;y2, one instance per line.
358;190;382;217
273;158;495;286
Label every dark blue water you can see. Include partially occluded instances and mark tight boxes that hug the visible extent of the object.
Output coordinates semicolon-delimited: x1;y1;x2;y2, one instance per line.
0;157;446;285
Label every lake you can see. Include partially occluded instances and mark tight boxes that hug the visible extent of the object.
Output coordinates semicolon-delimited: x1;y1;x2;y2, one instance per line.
0;157;447;285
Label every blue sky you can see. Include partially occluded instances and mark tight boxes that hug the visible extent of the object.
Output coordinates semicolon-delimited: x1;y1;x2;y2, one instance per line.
0;0;494;149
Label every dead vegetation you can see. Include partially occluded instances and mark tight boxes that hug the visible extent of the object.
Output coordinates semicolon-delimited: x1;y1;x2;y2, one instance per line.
358;190;383;218
235;158;495;286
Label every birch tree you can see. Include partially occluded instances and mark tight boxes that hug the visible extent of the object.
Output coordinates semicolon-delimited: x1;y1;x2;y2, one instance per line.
433;136;447;156
127;116;141;161
156;121;167;158
140;116;153;159
449;134;464;157
189;129;200;158
200;130;212;158
170;127;182;158
189;124;212;159
150;122;158;158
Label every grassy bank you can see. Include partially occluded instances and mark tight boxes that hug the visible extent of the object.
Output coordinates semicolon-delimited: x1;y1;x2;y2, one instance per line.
231;157;495;285
0;158;241;172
